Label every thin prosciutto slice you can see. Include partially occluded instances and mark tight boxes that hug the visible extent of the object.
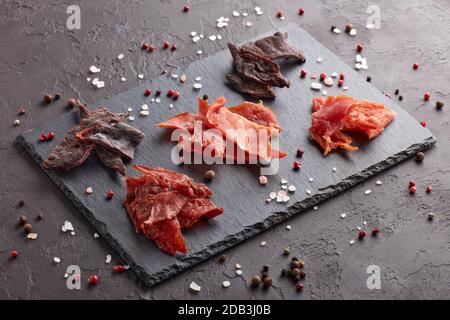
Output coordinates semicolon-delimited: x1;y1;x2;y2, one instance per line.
157;97;286;163
310;95;396;155
124;166;223;256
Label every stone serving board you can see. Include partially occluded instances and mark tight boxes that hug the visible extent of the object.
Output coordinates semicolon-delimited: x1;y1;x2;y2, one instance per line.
17;24;436;287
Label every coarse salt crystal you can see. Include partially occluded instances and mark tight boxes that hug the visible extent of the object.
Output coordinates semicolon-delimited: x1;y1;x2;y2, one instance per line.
242;12;248;17
89;65;101;73
235;263;241;269
64;273;69;278
232;11;240;17
127;108;133;112
324;78;334;86
120;77;126;82
316;57;323;63
260;241;266;247
288;185;296;192
281;185;287;190
364;189;372;195
223;281;231;288
349;28;357;36
311;82;322;90
192;36;200;43
322;90;328;96
93;233;99;238
332;167;337;172
281;179;288;184
366;23;375;29
53;257;61;263
341;213;347;218
27;233;38;240
14;119;20;126
86;187;93;194
266;198;272;203
245;21;253;27
70;231;75;236
195;76;202;81
349;239;355;245
155;98;161;103
308;177;314;182
140;110;150;116
209;35;217;41
313;206;318;210
189;282;201;292
171;74;178;79
193;83;202;90
169;104;174;109
376;180;383;185
117;53;124;60
197;50;202;55
286;225;291;230
128;116;135;121
269;192;277;199
306;189;311;195
96;81;105;88
333;28;341;34
331;72;338;78
141;104;149;111
236;269;243;276
138;74;144;79
190;31;197;37
217;35;222;40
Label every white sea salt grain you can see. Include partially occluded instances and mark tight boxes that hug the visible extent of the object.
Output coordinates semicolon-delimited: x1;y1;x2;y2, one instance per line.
286;225;291;230
376;180;383;185
349;28;357;36
128;116;135;121
269;192;277;200
155;98;161;103
366;23;375;29
172;74;178;79
313;206;318;210
62;221;74;232
349;239;355;245
246;21;253;27
288;185;296;192
266;198;272;203
169;104;174;109
14;119;20;126
93;233;100;239
141;104;149;111
364;189;372;195
332;167;337;172
306;189;311;195
140;110;150;116
341;213;347;218
64;273;69;278
324;78;334;86
53;257;61;263
87;77;91;82
96;81;105;89
127;108;133;112
322;90;328;96
138;74;144;79
208;35;217;42
193;83;202;90
236;269;243;276
223;281;231;288
308;177;314;182
197;50;202;55
195;76;202;81
27;233;38;240
281;179;288;184
232;11;240;17
117;53;124;60
331;72;338;78
260;241;266;247
120;77;126;82
200;34;204;38
92;78;99;85
89;65;101;73
192;36;200;43
70;231;75;236
332;28;341;34
189;282;201;292
316;57;323;63
190;31;197;37
281;185;287;190
242;12;248;17
217;35;222;40
235;263;241;269
311;82;322;90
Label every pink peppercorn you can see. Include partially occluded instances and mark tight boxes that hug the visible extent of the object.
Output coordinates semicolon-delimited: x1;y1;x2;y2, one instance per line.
276;11;283;18
144;88;151;96
409;180;416;188
113;265;126;273
293;161;301;170
147;45;155;52
298;8;305;15
426;185;432;193
296;148;304;157
172;91;180;100
320;73;327;81
183;5;189;12
358;230;366;239
413;63;419;70
424;92;431;101
106;191;114;200
409;186;417;194
39;133;47;142
296;282;304;291
10;250;18;258
141;43;149;50
171;45;177;51
167;89;174;96
420;121;427;127
163;41;170;49
300;69;307;78
356;44;364;52
338;79;344;87
372;227;381;235
47;132;55;140
88;275;99;285
339;73;345;80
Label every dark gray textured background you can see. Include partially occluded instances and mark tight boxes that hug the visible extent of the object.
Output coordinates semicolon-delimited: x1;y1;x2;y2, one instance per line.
1;0;449;299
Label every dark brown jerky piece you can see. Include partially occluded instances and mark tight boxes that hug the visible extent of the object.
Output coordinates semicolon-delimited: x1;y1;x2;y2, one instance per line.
226;73;276;99
254;32;306;62
42;136;96;171
95;146;126;176
228;43;290;88
69;107;129;135
82;122;144;159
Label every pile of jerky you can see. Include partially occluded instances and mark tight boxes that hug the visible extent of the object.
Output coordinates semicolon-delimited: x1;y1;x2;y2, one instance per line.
42;102;144;175
227;32;305;99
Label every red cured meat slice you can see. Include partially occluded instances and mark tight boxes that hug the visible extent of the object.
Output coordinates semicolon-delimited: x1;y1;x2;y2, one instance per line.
228;102;280;131
157;112;203;133
143;218;187;255
310;96;396;155
124;166;223;255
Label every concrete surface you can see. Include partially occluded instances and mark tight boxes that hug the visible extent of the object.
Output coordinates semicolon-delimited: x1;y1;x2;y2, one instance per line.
0;0;449;299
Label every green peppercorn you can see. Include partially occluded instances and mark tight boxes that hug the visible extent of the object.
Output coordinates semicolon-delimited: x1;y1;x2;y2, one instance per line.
283;247;290;256
204;170;215;181
251;275;261;287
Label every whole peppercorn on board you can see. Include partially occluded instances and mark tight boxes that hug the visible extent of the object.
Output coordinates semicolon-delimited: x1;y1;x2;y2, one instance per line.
17;24;435;287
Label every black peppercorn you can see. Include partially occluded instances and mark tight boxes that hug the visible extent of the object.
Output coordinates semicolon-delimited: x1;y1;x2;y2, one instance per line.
291;256;299;262
366;76;372;82
218;255;226;263
330;25;337;31
281;269;287;276
67;98;77;108
294;275;301;282
399;95;403;101
155;90;161;96
394;89;399;95
54;93;61;100
262;265;269;272
36;213;44;220
43;94;53;104
345;23;353;33
436;101;444;110
298;259;305;268
24;223;33;234
202;94;209;101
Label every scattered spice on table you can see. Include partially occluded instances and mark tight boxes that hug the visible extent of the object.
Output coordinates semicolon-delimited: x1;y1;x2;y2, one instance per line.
435;101;444;110
10;250;18;259
427;212;435;221
24;223;33;234
88;275;99;285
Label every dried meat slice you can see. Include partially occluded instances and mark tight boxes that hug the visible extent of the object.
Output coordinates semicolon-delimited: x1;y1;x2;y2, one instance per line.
228;43;290;88
143;217;187;256
310;96;396;155
228;101;280;131
42;137;96;171
226;73;276;99
254;32;306;62
157;112;203;132
95;147;126;176
177;198;224;229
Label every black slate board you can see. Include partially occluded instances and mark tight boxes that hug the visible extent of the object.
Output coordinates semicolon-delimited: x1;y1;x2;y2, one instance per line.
18;24;436;287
